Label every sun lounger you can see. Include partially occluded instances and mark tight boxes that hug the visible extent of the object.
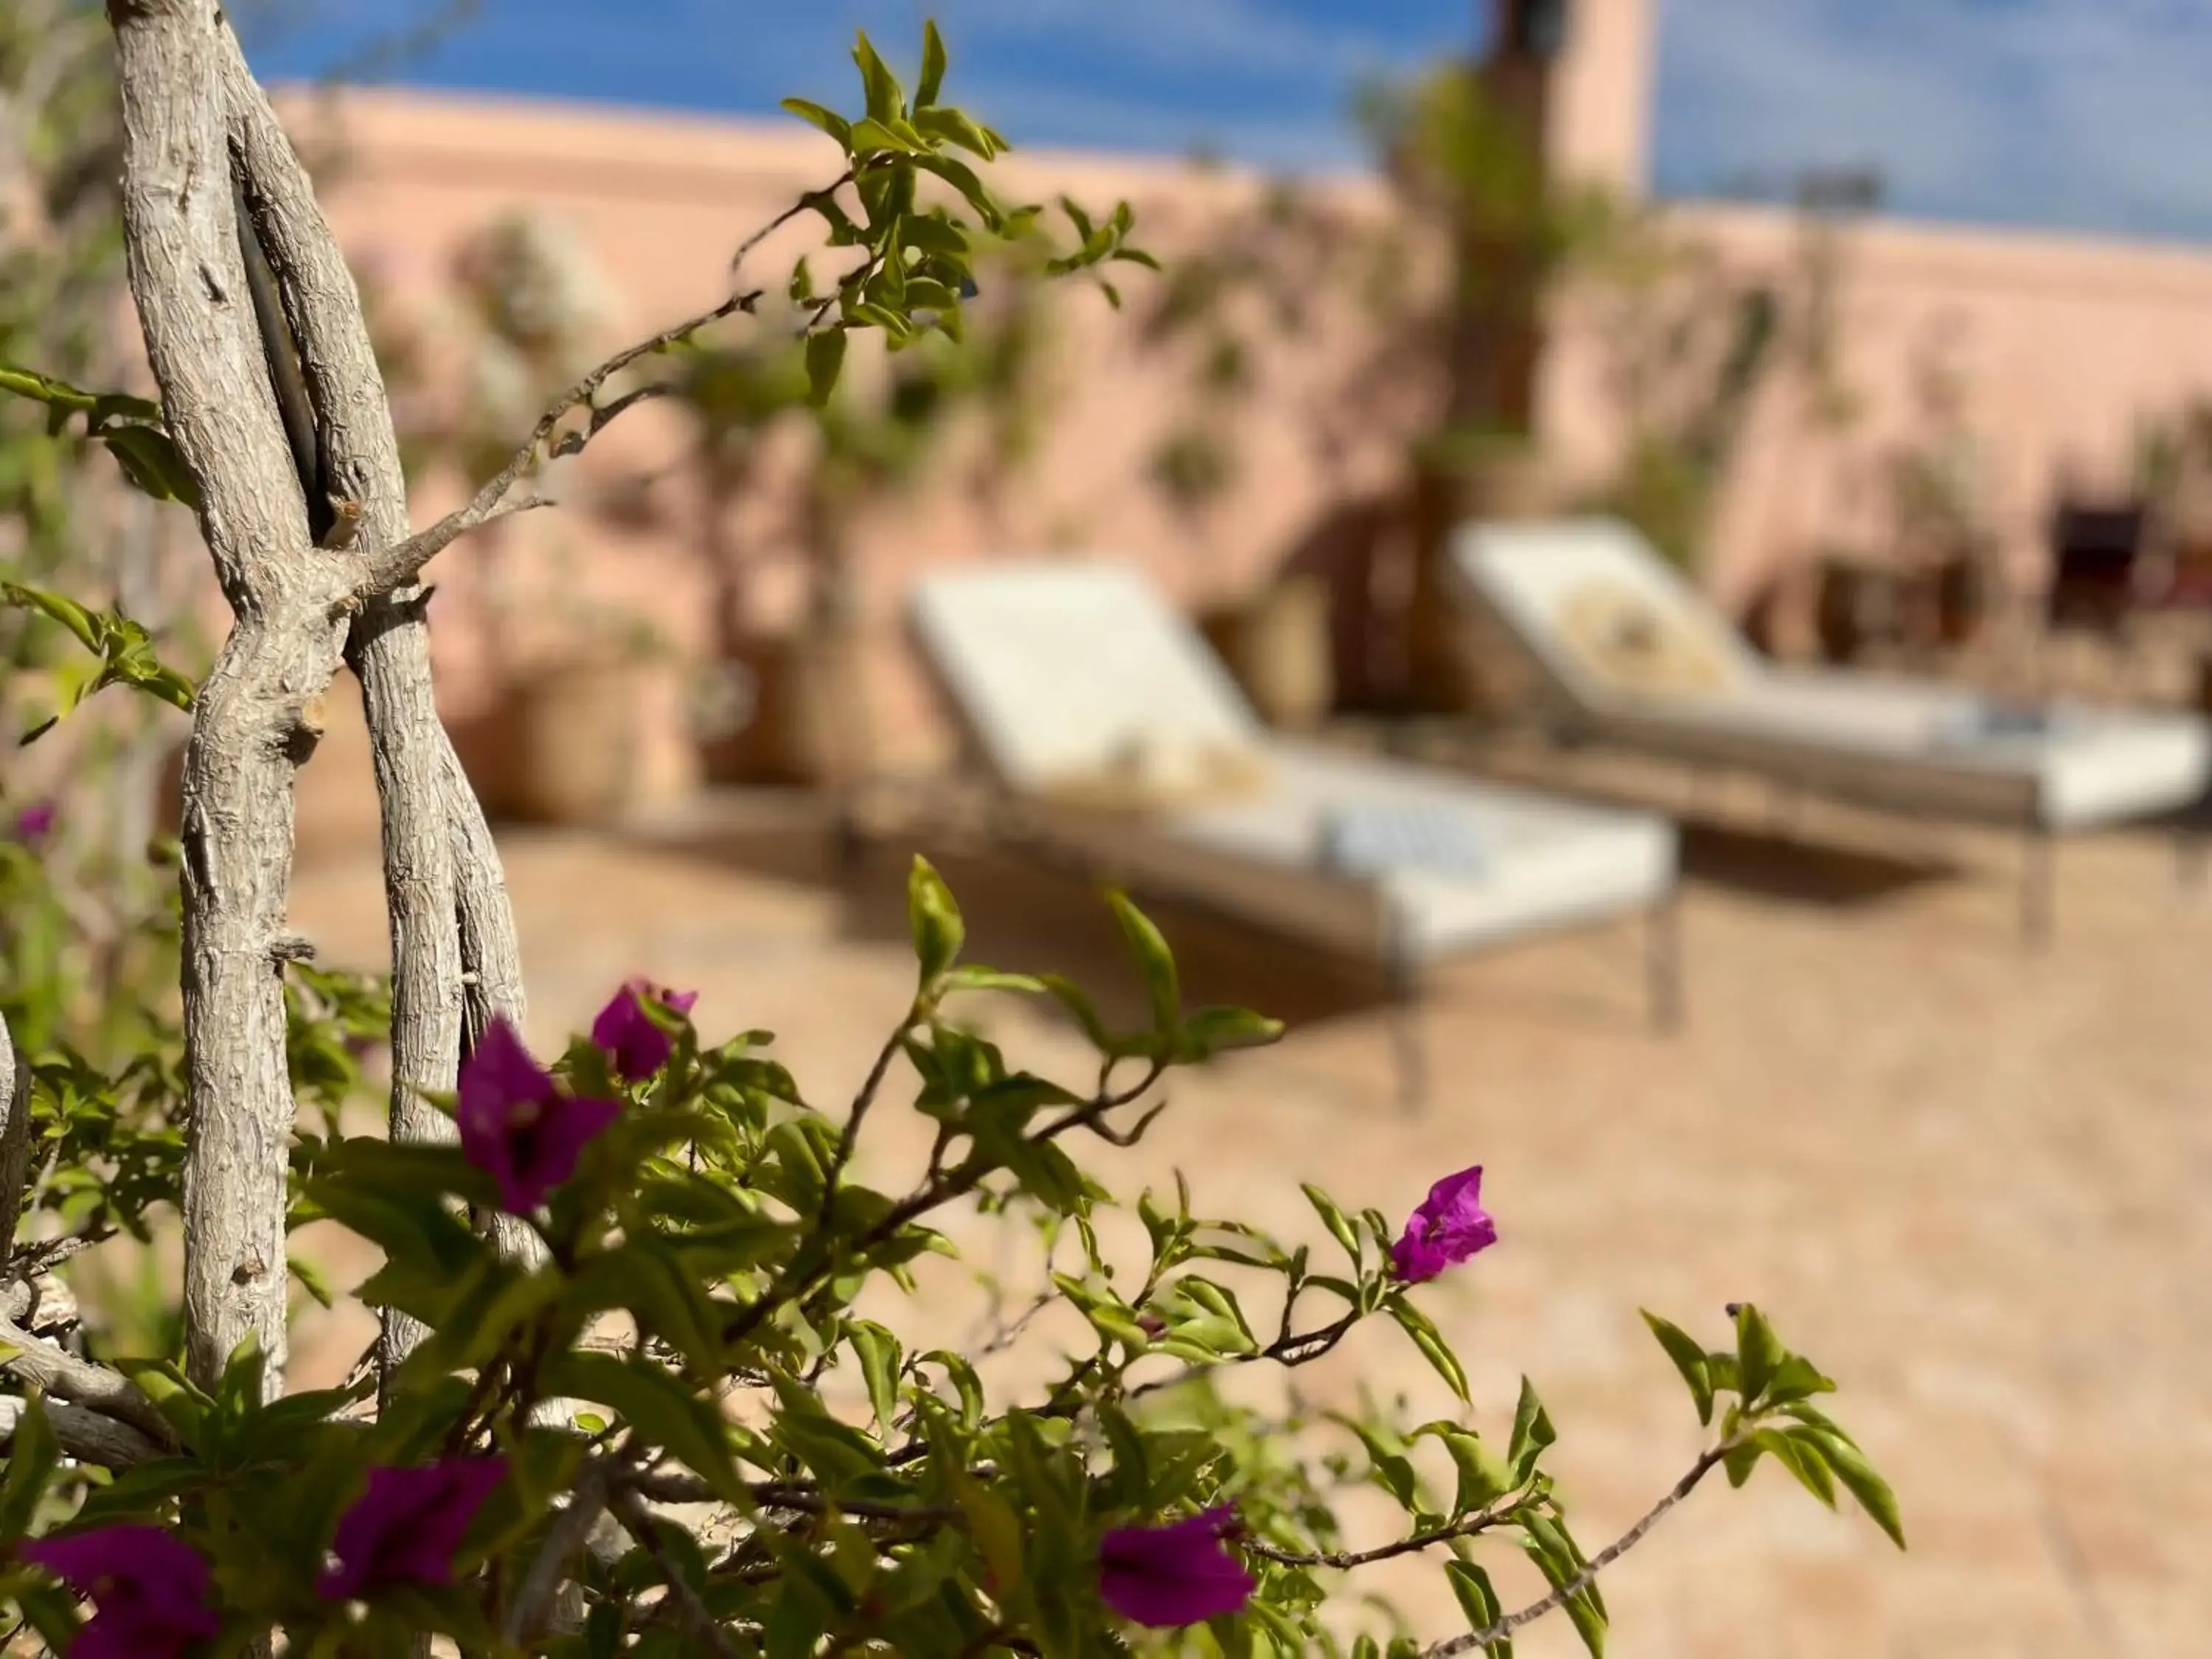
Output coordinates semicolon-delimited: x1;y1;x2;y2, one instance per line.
1450;516;2212;942
905;560;1683;1109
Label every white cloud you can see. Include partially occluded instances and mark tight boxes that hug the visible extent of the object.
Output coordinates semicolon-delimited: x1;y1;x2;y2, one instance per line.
1654;0;2212;240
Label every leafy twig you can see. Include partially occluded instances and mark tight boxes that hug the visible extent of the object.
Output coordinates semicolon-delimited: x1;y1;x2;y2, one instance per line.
1422;1444;1733;1658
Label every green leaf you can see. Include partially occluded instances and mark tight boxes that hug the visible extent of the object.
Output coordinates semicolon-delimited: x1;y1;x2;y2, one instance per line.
1035;973;1113;1050
1105;891;1178;1031
907;855;965;986
0;364;100;413
1758;1427;1837;1508
1444;1559;1512;1658
849;117;925;156
1640;1311;1715;1427
1172;1006;1283;1061
1507;1377;1557;1482
852;29;904;125
100;424;200;508
1338;1419;1420;1513
543;1353;745;1503
847;1321;902;1430
942;965;1046;998
1;582;101;651
1734;1304;1785;1403
1388;1298;1469;1402
805;328;849;409
571;1236;728;1376
1425;1426;1513;1514
913;106;999;159
1301;1183;1363;1263
1764;1353;1838;1406
1521;1514;1604;1658
781;97;853;149
1818;1433;1907;1548
912;152;1004;232
0;1393;60;1538
917;18;950;106
1722;1439;1764;1489
288;1253;338;1310
952;1478;1023;1590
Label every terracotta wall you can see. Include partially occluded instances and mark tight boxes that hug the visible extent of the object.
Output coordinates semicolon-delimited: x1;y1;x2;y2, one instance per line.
1540;201;2212;615
274;74;2212;783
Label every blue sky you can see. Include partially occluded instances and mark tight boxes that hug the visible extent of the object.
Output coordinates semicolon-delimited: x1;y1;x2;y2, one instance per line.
242;0;2212;244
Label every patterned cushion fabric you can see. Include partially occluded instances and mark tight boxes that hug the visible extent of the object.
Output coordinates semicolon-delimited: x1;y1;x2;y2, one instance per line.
1036;733;1273;813
1314;804;1492;880
1555;579;1738;699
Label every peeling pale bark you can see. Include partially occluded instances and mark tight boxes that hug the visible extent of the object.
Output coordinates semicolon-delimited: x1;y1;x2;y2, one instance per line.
223;44;549;1313
0;1012;33;1263
112;0;541;1402
108;0;361;1397
222;59;470;1381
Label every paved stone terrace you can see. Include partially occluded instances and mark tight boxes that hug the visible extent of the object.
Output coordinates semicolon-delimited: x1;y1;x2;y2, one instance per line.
285;790;2212;1659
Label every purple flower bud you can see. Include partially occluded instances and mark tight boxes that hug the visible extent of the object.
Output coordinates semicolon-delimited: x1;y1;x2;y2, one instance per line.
456;1018;621;1214
589;979;699;1082
1098;1505;1256;1627
319;1457;508;1601
20;1523;220;1659
10;800;56;843
1389;1164;1498;1284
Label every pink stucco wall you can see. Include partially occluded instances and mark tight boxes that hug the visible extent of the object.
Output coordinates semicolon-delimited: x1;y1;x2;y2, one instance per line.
263;30;2212;776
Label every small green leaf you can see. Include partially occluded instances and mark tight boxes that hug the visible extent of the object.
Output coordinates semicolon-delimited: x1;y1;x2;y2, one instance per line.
852;29;904;125
1444;1559;1511;1657
805;327;849;408
543;1353;745;1503
1721;1438;1764;1489
1521;1513;1605;1658
1734;1304;1785;1403
1507;1377;1557;1481
0;365;99;411
100;424;200;508
0;1392;60;1539
782;97;853;149
1172;1005;1283;1061
1105;891;1178;1030
1759;1427;1838;1507
953;1478;1023;1589
846;1321;902;1430
914;105;999;159
1641;1310;1715;1426
1388;1298;1469;1402
1819;1433;1907;1548
1764;1352;1838;1406
942;965;1046;997
917;18;950;106
906;855;965;986
1;582;101;651
1301;1183;1363;1263
288;1253;338;1310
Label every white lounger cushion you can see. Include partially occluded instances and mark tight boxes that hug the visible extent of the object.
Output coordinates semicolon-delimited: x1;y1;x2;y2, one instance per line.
1453;518;2212;832
909;562;1676;961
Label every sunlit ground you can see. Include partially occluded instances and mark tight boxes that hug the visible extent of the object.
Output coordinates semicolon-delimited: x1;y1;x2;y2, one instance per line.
277;775;2212;1659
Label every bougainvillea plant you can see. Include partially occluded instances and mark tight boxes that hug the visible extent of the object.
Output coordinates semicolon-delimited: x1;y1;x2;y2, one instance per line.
0;8;1902;1656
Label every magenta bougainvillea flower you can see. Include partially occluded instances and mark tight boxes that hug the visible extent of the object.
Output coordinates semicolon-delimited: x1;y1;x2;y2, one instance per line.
1097;1506;1256;1627
10;800;55;843
20;1524;221;1659
590;979;699;1082
1389;1164;1498;1283
456;1018;621;1213
319;1458;509;1601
